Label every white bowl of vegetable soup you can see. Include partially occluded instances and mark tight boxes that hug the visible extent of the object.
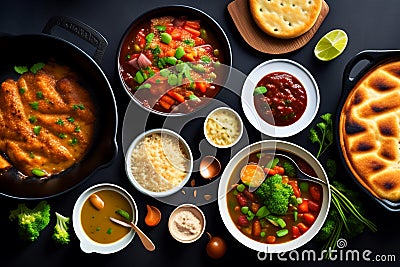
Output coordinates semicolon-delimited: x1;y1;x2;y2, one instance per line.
218;140;331;253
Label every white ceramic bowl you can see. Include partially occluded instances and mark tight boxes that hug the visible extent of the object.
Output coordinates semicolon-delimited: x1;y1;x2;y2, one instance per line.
72;183;138;254
168;204;206;243
125;128;193;198
241;59;320;137
203;107;243;148
218;140;330;253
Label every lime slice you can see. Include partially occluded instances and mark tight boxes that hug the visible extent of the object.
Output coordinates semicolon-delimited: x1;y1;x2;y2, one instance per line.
314;29;348;61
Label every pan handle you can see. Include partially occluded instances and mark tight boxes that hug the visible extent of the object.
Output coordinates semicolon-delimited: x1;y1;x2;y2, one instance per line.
342;50;400;92
42;16;108;64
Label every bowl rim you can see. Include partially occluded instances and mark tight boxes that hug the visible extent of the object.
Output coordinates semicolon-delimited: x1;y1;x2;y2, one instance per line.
203;106;244;148
116;4;233;117
167;203;206;243
72;183;138;254
125;128;193;198
217;140;331;253
241;59;320;137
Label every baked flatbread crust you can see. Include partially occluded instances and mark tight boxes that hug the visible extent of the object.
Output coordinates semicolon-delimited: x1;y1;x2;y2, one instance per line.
249;0;322;39
339;60;400;202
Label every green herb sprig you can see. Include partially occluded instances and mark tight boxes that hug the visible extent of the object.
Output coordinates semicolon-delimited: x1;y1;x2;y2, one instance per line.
309;113;333;158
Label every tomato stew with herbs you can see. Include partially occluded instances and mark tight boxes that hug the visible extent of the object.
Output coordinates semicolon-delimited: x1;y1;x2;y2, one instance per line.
227;151;322;244
119;15;226;114
253;72;307;126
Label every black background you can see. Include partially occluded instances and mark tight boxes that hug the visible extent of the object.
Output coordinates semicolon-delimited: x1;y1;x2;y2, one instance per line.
1;0;399;266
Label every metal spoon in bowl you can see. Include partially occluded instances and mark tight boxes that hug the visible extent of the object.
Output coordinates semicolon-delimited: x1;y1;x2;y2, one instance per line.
274;153;327;186
110;217;155;251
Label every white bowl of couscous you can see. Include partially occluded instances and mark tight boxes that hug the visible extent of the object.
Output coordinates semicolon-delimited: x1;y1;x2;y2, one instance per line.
125;128;193;198
204;107;243;148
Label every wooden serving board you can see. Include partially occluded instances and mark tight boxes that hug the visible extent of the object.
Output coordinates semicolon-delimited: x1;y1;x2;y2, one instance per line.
227;0;329;54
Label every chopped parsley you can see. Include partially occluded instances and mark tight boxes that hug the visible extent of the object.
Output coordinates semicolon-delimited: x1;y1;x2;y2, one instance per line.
58;133;67;139
36;91;43;99
201;56;211;63
183;39;195;47
29;101;39;110
74;125;81;133
70;137;79;145
14;65;29;74
154;25;166;32
28;116;37;124
30;62;45;74
19;87;26;94
56;118;64;126
72;104;85;110
33;126;42;135
253;86;267;96
67;117;75;123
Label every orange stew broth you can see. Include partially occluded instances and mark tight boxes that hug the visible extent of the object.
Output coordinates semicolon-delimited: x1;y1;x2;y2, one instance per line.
226;151;323;244
119;16;225;114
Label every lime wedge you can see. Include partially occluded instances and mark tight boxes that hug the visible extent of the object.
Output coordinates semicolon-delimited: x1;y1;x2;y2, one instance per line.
314;29;348;61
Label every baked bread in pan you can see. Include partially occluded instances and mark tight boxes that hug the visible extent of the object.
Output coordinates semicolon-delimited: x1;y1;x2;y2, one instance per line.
339;60;400;202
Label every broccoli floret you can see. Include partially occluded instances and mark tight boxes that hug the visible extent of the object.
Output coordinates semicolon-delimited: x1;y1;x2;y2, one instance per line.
9;200;51;242
282;161;297;177
255;174;294;215
315;218;336;241
53;212;70;245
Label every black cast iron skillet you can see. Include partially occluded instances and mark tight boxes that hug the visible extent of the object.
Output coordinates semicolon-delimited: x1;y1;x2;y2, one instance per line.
116;5;232;117
0;16;118;200
335;49;400;211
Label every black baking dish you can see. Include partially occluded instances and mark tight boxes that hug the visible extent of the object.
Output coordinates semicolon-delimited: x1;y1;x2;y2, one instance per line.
335;49;400;212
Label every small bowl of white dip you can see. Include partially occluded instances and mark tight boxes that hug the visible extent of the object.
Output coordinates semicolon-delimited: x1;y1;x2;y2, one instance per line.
204;107;243;148
168;204;206;243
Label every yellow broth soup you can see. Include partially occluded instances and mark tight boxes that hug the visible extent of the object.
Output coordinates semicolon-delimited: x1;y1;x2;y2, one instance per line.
81;189;133;244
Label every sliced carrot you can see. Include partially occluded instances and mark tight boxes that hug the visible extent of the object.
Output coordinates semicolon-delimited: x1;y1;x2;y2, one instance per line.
160;95;175;105
292;226;301;239
273;165;285;175
184;25;201;37
297;223;309;234
195;81;208;93
288;180;301;198
182;53;195;62
194;37;206;46
185;20;201;29
266;235;276;244
298;199;309;213
159;100;172;110
263;168;276;176
303;213;316;226
167;90;185;103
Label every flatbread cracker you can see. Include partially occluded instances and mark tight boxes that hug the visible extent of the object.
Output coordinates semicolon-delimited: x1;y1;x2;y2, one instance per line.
249;0;323;39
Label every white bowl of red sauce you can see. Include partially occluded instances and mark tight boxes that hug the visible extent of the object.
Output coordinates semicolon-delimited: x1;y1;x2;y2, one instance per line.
218;140;330;253
241;59;320;137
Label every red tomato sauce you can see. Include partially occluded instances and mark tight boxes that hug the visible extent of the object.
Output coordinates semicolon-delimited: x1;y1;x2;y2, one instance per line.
254;72;307;126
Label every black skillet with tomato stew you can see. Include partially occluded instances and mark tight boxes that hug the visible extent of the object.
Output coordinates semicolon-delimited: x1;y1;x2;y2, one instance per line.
227;151;322;244
118;6;231;115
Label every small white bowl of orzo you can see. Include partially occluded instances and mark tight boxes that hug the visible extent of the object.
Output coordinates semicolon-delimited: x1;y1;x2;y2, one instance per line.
125;128;193;198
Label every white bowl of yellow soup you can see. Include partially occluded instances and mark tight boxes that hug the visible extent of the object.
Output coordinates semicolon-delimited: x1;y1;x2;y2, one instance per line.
72;183;138;254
